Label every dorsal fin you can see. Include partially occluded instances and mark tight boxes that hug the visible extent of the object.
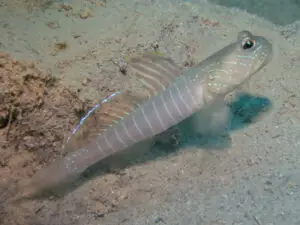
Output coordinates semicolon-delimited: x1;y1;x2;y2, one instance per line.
64;52;183;152
127;52;183;97
63;90;145;152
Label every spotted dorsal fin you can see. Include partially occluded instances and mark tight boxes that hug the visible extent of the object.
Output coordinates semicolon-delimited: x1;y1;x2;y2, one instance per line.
63;90;145;152
128;52;183;97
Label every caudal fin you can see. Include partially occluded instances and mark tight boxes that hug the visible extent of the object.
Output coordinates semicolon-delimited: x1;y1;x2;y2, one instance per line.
13;148;97;201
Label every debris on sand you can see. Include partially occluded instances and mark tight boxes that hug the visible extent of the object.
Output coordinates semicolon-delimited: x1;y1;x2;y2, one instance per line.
0;52;91;225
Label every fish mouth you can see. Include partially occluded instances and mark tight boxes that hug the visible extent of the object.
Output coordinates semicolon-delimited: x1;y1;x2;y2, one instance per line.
255;41;273;72
263;41;273;66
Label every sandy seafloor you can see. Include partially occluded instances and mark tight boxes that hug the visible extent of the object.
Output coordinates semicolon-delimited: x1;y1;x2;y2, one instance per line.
1;0;300;224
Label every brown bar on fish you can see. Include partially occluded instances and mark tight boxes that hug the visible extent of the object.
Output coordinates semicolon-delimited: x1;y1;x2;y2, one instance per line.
18;31;272;198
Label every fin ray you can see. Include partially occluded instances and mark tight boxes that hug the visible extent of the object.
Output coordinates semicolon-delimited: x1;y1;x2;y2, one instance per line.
128;52;182;96
64;91;145;153
64;52;182;153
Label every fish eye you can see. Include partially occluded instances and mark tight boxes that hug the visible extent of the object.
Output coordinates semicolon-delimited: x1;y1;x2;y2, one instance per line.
242;39;255;50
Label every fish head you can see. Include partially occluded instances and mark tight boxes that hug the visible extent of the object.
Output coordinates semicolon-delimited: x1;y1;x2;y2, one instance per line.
205;30;272;96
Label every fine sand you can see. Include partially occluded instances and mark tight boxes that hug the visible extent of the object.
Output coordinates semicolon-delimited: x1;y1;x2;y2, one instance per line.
0;0;300;224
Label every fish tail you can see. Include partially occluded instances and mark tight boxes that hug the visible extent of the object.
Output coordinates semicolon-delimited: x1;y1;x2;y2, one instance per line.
16;147;101;200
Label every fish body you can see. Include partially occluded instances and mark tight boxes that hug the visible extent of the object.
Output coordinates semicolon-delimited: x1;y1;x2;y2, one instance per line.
21;31;272;196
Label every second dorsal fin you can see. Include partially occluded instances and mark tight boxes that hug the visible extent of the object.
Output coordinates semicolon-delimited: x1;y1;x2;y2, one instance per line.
63;90;145;152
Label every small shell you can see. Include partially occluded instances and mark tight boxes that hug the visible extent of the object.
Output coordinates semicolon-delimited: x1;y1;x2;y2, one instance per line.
79;8;93;19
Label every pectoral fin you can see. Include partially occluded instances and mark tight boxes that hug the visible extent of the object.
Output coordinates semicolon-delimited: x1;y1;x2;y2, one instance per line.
188;98;232;136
